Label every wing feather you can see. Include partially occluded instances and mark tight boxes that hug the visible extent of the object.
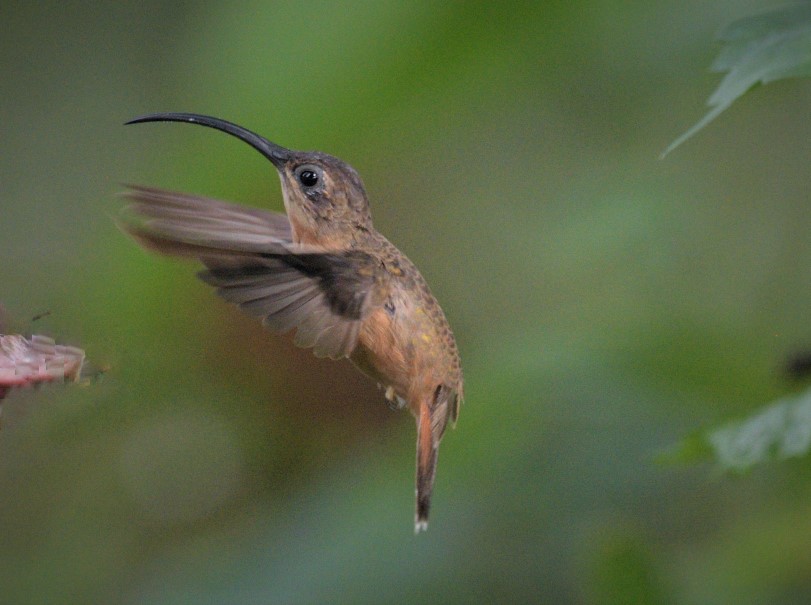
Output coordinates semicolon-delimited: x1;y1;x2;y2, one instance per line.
120;185;383;359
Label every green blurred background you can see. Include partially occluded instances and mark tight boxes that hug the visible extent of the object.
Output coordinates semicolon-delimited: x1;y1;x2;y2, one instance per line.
3;1;811;603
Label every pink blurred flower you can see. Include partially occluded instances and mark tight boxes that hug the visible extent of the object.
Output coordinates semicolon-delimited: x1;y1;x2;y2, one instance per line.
0;335;85;400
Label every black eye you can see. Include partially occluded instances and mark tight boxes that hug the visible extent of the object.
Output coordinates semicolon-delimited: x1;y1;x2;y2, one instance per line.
298;169;319;187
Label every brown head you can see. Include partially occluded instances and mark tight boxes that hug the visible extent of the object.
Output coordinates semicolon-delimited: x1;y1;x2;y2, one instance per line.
125;113;373;247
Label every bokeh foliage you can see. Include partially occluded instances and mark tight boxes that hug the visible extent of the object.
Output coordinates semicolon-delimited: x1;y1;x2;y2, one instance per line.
665;3;811;155
3;1;811;603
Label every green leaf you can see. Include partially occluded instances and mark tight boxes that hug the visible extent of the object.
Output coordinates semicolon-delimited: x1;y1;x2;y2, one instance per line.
663;3;811;156
696;386;811;472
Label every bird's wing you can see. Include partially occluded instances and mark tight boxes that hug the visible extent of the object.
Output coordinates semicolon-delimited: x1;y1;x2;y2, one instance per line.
119;185;383;359
201;250;383;359
119;185;293;256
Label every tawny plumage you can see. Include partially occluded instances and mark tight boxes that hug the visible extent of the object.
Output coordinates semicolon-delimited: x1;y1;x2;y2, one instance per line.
119;113;462;531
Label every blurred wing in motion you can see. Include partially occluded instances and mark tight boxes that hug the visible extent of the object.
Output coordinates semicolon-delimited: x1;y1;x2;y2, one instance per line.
119;186;385;359
118;185;293;256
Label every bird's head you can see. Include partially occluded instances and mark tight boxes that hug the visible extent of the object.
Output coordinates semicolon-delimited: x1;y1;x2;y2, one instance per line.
126;113;373;247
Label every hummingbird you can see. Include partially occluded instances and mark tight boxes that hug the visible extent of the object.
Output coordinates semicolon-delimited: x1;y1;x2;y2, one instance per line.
119;113;463;532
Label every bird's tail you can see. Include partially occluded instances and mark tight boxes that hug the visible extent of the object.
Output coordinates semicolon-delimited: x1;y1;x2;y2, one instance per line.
415;400;439;533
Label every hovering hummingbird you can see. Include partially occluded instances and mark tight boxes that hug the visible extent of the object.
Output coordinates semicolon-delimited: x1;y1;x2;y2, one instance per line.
119;113;463;532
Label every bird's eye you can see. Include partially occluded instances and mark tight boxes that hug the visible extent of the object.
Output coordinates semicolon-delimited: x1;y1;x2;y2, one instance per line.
298;169;319;187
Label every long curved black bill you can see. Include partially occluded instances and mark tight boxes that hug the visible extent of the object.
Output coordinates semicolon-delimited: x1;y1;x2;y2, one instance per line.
125;112;292;167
